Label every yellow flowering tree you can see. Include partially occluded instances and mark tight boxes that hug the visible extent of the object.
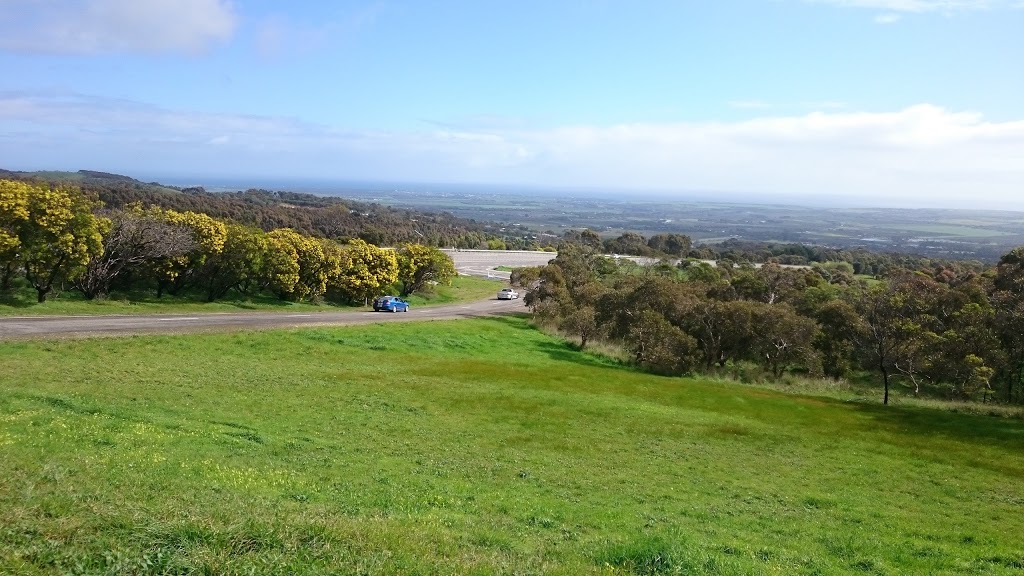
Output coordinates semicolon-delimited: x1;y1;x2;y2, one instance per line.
16;182;105;302
262;229;301;299
266;228;331;301
395;243;456;296
196;224;269;302
154;209;227;297
333;239;398;305
0;180;31;291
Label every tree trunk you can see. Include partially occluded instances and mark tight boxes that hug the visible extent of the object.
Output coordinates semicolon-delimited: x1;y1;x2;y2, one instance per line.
0;262;15;292
881;365;890;405
36;287;48;303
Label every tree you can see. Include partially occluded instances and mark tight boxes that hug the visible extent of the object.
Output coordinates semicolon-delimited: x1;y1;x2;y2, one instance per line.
625;310;699;375
261;231;301;298
75;205;197;300
559;306;602;349
930;301;1002;400
855;276;939;405
0;180;31;291
647;233;692;257
592;276;701;373
992;248;1024;403
266;228;330;301
19;183;105;302
154;210;227;297
750;303;820;377
604;232;650;256
510;266;542;291
732;263;808;305
578;229;604;251
679;299;757;370
396;244;456;297
195;224;269;302
332;239;398;305
811;298;863;379
680;260;722;284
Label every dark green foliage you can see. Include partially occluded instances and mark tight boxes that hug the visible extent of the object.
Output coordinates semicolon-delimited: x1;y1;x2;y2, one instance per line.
533;240;1024;405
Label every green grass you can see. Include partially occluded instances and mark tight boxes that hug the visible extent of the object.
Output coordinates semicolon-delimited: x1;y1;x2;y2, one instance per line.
1;317;1022;574
0;275;504;317
402;275;504;307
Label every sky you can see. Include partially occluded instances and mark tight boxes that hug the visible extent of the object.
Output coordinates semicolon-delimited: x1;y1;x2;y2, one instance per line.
0;0;1022;209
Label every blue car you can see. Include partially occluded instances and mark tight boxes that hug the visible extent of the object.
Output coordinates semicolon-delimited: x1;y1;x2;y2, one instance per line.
373;295;410;312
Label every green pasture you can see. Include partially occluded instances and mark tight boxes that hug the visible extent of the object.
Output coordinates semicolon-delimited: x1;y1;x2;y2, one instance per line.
1;317;1022;574
0;276;502;317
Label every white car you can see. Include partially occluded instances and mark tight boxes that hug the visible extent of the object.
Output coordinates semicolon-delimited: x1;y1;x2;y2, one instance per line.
497;288;520;300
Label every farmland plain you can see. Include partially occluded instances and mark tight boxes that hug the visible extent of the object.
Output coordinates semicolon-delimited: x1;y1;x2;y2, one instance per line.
330;187;1024;261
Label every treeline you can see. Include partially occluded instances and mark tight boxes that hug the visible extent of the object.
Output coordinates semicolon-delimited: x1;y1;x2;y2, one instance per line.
0;170;548;250
570;229;984;274
517;242;1024;405
0;180;456;304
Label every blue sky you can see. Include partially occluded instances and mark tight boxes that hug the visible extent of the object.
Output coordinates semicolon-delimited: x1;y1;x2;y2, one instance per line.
1;0;1022;208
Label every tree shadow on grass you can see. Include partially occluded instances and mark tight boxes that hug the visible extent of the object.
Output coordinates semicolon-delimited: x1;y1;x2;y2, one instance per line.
476;313;534;329
0;294;34;309
848;400;1024;450
477;314;639;373
532;340;636;372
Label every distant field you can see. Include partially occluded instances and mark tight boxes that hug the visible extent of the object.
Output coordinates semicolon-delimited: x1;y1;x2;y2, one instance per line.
2;318;1022;574
0;276;502;317
895;224;1011;238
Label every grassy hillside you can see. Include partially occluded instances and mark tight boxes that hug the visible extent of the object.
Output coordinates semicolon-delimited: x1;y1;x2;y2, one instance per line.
1;317;1022;574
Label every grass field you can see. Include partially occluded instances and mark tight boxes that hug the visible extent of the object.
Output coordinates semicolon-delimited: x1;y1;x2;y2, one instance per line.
1;317;1022;574
0;275;502;317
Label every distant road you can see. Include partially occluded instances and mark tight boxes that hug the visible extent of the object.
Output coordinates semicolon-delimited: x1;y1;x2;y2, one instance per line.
444;249;557;279
0;298;527;340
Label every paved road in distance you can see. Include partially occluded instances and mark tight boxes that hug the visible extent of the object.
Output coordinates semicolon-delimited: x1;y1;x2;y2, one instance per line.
444;249;556;279
0;298;528;340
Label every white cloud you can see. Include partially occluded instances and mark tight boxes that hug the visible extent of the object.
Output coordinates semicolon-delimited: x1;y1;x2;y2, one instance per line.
2;92;1023;210
0;0;237;55
874;12;903;22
